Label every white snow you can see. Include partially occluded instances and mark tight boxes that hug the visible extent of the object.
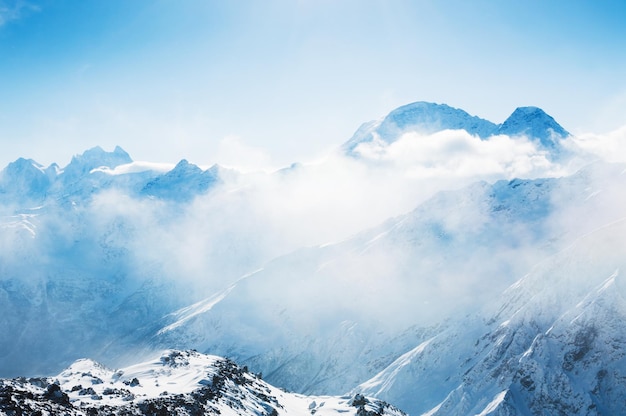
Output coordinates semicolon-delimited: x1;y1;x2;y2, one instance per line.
157;286;235;334
50;350;404;415
475;390;508;416
357;337;435;397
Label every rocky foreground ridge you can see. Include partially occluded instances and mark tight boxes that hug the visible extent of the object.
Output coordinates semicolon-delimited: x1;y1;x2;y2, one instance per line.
0;350;405;416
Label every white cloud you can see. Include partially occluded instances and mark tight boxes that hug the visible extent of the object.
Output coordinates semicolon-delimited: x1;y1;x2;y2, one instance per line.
215;136;275;172
567;124;626;163
353;129;566;180
4;118;626;375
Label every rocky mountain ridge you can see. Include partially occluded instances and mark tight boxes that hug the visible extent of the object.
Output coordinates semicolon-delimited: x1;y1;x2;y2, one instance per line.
0;145;225;206
0;349;405;415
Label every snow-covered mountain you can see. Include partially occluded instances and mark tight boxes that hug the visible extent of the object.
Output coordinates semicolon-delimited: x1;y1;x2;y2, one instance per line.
0;146;238;377
0;101;624;415
0;349;405;415
140;159;222;201
497;106;569;149
134;162;626;413
343;101;570;157
355;212;626;415
0;145;227;206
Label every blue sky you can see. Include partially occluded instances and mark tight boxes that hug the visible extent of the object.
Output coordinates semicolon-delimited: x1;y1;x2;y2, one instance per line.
0;0;625;169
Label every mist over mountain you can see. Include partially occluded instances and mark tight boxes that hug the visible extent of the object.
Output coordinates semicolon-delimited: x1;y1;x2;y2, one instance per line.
1;101;625;415
353;203;626;415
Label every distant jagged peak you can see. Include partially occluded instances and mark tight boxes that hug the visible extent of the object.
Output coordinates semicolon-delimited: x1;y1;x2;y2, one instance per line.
170;158;203;175
206;162;223;174
165;160;231;180
3;157;46;175
74;145;126;159
140;159;221;201
0;157;53;200
65;145;133;173
206;163;241;184
498;106;569;148
2;158;60;182
46;163;61;176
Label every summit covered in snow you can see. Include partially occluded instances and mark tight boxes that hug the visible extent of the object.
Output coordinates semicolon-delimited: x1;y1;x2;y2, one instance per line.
498;106;569;148
343;101;570;157
0;146;227;206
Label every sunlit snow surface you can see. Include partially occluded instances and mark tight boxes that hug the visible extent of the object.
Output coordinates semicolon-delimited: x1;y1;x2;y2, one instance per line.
0;350;405;415
354;218;626;415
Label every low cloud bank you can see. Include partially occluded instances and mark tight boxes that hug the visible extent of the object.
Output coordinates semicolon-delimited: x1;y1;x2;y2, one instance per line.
1;125;626;377
568;124;626;163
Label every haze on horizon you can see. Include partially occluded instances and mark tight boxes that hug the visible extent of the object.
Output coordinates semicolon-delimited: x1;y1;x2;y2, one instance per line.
0;0;625;170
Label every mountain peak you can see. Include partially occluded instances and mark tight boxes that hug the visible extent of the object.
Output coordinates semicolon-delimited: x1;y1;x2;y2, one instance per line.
384;101;483;129
385;101;454;126
343;101;571;157
172;159;202;174
113;145;129;156
0;157;52;202
140;159;219;201
382;101;496;136
343;101;498;154
510;106;545;115
68;146;132;168
4;157;45;174
498;106;569;148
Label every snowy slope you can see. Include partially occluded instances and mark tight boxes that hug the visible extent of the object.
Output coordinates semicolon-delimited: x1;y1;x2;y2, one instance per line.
354;205;626;415
141;162;626;402
0;350;406;416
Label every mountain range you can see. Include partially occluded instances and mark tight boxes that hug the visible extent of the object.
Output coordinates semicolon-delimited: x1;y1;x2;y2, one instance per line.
343;102;569;156
1;101;623;415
